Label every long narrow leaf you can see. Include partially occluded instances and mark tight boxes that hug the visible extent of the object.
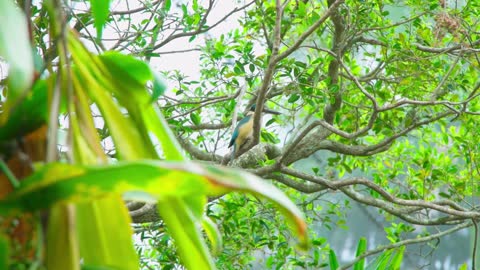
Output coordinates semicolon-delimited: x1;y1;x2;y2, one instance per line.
76;195;138;270
157;197;214;270
96;52;184;160
354;237;367;270
91;0;111;39
142;105;185;160
390;246;405;269
365;249;393;270
0;161;307;247
202;215;223;255
47;204;80;270
329;249;339;270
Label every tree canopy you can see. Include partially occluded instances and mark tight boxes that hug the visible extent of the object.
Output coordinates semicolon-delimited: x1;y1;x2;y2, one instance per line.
1;0;480;269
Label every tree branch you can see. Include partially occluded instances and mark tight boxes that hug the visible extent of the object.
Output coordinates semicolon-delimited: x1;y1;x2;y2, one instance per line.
339;221;473;270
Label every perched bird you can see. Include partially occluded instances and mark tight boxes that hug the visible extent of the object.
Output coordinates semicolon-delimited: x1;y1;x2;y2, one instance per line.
228;104;280;162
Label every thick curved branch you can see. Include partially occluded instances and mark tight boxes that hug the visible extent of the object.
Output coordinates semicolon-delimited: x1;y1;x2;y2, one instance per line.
265;173;328;193
128;202;160;223
229;143;282;168
280;166;480;224
282;110;452;165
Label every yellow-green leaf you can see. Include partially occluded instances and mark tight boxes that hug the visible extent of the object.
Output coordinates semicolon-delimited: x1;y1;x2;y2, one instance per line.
202;216;222;255
1;161;307;247
47;204;80;270
76;195;138;270
157;197;214;270
354;237;367;270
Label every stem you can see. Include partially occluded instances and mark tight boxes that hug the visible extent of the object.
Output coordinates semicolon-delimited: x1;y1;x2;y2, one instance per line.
0;158;19;189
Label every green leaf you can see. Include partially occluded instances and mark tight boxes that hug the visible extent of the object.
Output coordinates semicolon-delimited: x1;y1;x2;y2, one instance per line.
82;265;123;270
0;0;34;123
99;52;152;89
163;0;171;11
76;195;138;270
140;105;186;160
1;161;307;246
0;235;9;269
94;50;183;160
365;249;392;270
266;118;276;127
68;41;156;160
202;215;223;255
288;94;300;103
0;78;49;141
354;237;367;270
91;0;111;39
390;246;405;269
47;204;80;270
329;249;339;270
157;197;215;270
77;72;153;160
190;112;201;126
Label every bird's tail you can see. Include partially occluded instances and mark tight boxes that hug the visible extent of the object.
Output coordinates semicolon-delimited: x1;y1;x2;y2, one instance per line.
230;144;236;163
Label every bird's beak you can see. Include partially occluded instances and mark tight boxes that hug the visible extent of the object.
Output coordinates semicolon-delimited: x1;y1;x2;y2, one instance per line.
262;108;281;115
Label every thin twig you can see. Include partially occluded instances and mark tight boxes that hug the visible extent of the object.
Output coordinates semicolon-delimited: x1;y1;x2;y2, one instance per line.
473;219;478;270
339;221;473;270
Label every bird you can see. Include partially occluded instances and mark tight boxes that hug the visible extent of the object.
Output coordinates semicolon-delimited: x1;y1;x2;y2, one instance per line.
228;104;280;162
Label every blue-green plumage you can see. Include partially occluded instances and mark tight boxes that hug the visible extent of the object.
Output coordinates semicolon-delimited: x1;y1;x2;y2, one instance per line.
229;111;254;162
228;114;252;148
228;104;280;162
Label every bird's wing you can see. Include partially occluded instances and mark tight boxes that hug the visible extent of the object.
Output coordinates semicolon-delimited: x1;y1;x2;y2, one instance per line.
228;130;237;148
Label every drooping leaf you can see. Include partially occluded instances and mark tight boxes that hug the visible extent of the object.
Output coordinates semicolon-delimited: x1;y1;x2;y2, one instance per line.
202;215;222;255
69;36;185;161
0;161;307;248
140;105;186;160
47;204;80;270
329;249;339;270
354;237;367;270
90;0;111;39
76;195;138;270
99;52;152;89
157;197;215;270
68;40;155;160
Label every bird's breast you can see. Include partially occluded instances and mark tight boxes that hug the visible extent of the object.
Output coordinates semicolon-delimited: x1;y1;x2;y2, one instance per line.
236;118;254;145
